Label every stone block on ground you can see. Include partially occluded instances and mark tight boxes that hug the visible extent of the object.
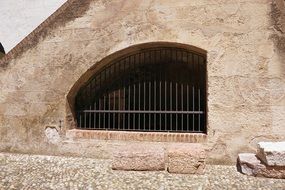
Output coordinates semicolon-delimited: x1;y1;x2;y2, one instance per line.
256;141;285;166
237;153;265;176
167;143;206;174
111;144;165;171
237;153;285;179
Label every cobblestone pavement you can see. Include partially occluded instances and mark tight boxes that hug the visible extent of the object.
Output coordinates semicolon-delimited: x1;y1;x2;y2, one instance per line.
0;153;284;190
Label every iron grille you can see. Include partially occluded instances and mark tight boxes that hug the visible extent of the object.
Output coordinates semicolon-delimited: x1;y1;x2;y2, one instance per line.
75;47;207;133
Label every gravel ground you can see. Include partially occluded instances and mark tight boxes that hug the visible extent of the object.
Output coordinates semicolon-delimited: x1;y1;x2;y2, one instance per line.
0;153;284;190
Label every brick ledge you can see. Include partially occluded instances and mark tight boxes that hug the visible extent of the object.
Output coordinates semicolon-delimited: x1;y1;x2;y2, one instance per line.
66;129;207;143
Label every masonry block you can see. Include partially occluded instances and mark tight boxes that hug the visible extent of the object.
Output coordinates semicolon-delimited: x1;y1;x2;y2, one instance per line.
167;143;206;174
112;145;165;171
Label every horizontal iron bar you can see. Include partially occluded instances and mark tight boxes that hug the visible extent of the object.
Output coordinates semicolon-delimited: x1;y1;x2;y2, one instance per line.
80;128;205;133
80;110;204;114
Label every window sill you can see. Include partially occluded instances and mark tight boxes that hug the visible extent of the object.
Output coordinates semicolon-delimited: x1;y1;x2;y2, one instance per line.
66;129;207;143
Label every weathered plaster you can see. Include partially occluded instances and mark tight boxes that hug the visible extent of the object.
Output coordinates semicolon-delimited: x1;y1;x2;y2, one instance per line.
0;0;285;164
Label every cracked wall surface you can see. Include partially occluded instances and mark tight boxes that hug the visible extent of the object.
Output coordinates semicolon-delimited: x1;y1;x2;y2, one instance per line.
0;0;285;164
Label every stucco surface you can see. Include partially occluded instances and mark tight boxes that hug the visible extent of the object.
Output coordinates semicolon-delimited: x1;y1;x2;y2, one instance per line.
0;0;285;164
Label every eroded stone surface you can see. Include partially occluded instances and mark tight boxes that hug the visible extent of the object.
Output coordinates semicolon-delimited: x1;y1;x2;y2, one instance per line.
111;145;165;171
237;153;285;179
167;144;206;174
257;142;285;166
237;153;265;176
45;126;61;144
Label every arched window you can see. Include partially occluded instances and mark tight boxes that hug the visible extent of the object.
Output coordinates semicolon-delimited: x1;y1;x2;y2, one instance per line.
75;46;207;133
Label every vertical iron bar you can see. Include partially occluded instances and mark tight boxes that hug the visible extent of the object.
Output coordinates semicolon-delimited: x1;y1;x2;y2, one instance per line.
99;98;101;128
84;109;87;128
154;81;156;131
175;50;178;131
192;86;195;131
89;105;91;129
170;82;172;131
142;53;145;131
138;82;141;130
123;87;125;130
159;50;162;131
118;89;120;130
98;72;102;129
198;56;201;132
149;81;151;129
144;81;146;130
198;89;201;132
128;85;130;130
103;95;106;129
108;93;110;130
103;69;107;129
181;83;183;131
113;90;115;129
186;52;189;131
94;102;96;129
133;83;136;130
175;82;178;131
89;83;91;129
192;53;195;132
159;81;161;131
186;84;189;131
165;81;167;131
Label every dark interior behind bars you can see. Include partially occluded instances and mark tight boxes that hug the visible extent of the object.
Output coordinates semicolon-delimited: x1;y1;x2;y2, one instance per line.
75;47;207;133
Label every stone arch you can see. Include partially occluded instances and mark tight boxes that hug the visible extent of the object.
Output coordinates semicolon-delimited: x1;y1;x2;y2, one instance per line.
66;42;207;131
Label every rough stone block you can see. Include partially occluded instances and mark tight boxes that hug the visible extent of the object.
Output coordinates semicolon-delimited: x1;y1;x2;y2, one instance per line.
167;144;206;174
257;142;285;166
237;153;285;179
237;153;265;176
111;145;165;171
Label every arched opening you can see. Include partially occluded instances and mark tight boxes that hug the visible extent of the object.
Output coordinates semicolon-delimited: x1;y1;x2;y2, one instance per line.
74;43;207;133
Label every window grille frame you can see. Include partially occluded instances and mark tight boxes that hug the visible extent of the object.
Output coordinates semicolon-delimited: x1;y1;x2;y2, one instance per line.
75;47;207;133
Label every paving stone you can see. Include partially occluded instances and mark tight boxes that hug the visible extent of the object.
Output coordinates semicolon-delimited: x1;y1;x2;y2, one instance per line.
111;145;165;171
167;143;206;174
257;141;285;166
237;153;285;179
1;153;285;189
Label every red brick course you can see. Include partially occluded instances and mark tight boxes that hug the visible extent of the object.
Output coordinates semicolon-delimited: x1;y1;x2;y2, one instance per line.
66;129;207;143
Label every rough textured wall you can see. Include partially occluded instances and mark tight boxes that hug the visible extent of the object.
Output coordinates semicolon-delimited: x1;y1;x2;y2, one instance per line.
0;0;284;164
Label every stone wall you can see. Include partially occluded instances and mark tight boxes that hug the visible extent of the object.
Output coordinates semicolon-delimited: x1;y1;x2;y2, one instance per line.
0;0;284;164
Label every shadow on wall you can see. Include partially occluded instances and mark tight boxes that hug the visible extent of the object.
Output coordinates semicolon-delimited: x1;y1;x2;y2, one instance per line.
0;43;5;59
270;0;285;77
